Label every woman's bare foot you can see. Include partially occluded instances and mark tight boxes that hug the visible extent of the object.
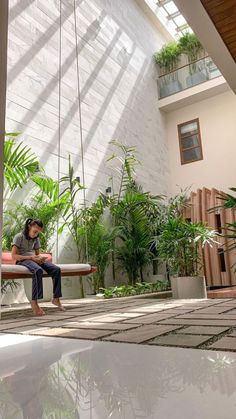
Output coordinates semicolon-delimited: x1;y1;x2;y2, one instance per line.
52;298;66;312
31;300;46;316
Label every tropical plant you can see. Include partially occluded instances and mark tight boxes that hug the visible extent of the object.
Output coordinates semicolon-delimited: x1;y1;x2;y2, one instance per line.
100;280;169;299
178;32;205;63
153;41;181;75
4;132;40;194
155;217;218;277
112;190;159;285
83;193;118;292
57;156;87;297
3;196;64;252
107;141;164;285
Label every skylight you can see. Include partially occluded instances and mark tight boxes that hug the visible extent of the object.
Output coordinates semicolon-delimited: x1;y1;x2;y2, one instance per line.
156;0;192;38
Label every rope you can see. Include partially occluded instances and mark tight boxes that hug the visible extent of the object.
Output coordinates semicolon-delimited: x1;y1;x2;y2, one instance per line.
73;0;89;263
56;0;62;263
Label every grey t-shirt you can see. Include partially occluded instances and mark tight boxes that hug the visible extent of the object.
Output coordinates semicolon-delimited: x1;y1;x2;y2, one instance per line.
12;232;41;256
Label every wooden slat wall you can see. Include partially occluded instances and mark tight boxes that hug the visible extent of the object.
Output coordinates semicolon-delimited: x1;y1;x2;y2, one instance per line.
184;188;236;287
201;0;236;63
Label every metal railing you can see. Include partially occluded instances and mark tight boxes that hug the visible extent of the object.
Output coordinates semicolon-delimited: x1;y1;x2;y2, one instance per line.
158;56;222;99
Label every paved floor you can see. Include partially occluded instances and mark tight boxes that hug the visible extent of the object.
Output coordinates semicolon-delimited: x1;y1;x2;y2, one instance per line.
2;295;236;351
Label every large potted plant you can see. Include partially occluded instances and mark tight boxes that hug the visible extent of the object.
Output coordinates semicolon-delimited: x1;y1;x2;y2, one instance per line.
154;41;182;97
155;217;218;299
178;32;208;87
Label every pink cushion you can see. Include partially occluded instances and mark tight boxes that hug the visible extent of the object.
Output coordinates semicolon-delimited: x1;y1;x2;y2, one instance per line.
2;251;52;264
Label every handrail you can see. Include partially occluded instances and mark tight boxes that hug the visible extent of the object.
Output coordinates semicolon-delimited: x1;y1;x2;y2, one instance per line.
158;55;210;79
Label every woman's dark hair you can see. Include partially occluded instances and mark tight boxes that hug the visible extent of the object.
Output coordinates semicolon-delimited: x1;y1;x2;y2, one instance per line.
23;218;43;239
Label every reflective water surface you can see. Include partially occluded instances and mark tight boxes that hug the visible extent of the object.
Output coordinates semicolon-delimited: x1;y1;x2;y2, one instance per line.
0;333;236;418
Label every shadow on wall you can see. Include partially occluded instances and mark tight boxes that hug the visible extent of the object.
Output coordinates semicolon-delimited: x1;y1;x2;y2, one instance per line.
5;0;167;296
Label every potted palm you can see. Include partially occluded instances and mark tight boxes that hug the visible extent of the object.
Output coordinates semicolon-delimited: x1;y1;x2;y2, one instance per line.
154;41;182;97
178;32;208;87
155;217;218;299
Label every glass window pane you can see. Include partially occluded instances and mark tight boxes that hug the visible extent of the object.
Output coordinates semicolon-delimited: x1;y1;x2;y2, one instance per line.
183;147;202;163
180;121;198;135
164;1;178;14
173;15;187;27
181;135;199;150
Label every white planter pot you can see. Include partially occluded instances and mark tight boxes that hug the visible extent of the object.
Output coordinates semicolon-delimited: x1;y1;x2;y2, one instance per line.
171;276;207;299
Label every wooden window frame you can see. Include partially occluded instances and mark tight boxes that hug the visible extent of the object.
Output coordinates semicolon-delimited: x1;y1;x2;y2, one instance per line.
178;118;203;165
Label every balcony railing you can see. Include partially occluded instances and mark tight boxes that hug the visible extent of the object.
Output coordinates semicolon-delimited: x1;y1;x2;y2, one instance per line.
158;56;222;99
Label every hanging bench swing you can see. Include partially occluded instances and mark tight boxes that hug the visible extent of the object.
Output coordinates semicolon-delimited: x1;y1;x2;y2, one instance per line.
1;253;96;281
2;0;96;282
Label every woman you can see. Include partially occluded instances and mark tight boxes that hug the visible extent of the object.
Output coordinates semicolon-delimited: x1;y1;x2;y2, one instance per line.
11;218;65;316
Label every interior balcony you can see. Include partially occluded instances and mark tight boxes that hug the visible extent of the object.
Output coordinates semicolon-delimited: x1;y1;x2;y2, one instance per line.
158;55;229;112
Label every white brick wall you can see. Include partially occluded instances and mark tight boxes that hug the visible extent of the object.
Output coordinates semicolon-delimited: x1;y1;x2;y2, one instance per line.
5;0;170;298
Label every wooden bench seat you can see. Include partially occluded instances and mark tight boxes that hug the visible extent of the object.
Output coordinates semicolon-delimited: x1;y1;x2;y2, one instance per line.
1;252;96;280
1;263;97;280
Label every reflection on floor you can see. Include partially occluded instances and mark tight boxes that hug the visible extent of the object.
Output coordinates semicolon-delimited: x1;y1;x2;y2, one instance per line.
1;333;236;419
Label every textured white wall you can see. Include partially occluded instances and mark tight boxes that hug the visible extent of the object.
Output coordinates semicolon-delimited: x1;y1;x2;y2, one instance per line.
5;0;170;298
166;90;236;195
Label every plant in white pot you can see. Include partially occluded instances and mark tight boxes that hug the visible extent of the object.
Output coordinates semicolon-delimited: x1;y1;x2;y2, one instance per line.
155;217;218;299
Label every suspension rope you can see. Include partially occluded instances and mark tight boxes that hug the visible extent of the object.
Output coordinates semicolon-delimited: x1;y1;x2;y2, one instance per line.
73;0;89;263
56;0;62;263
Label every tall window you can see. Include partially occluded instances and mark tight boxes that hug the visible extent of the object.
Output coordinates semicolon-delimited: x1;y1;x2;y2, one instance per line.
178;118;203;165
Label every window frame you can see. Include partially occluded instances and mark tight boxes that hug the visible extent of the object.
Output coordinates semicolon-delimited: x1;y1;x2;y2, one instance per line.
177;118;203;165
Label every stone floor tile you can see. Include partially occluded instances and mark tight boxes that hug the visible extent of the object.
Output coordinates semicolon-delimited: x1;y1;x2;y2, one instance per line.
159;319;236;326
193;307;230;314
30;327;113;339
107;312;147;318
149;334;212;348
176;314;236;320
175;326;230;335
0;319;42;331
0;317;31;324
37;320;71;328
52;310;91;316
81;315;129;323
209;337;236;351
160;309;194;314
102;325;182;344
223;309;236;315
4;325;50;334
227;331;236;337
122;313;177;324
37;314;78;321
62;321;139;331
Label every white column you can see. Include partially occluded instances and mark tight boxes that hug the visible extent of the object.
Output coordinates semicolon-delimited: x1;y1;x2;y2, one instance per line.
0;0;9;317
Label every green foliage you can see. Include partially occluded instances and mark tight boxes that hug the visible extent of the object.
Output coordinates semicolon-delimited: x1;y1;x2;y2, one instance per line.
87;222;117;291
3;194;63;252
1;279;20;294
4;132;40;190
107;141;164;285
100;281;170;299
178;32;204;63
153;42;181;73
114;191;155;285
107;140;141;199
58;156;87;297
155;217;218;277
